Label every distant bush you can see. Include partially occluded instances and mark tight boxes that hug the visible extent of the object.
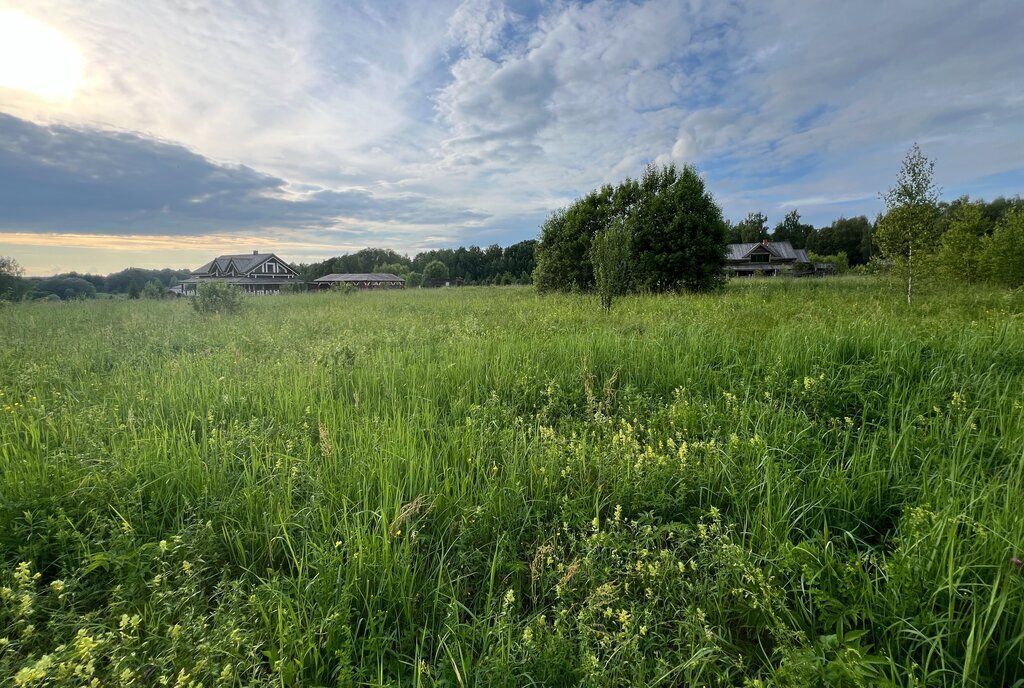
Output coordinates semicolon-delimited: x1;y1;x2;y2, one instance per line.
850;256;891;276
423;260;449;285
141;280;166;299
331;282;357;295
192;281;245;315
807;251;849;273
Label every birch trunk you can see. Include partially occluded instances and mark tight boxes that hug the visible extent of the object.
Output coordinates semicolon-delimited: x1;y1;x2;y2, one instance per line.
907;246;913;305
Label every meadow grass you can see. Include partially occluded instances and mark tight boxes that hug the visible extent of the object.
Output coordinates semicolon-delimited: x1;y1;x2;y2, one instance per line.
1;277;1023;687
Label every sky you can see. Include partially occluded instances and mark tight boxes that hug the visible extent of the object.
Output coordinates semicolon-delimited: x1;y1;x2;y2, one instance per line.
0;0;1021;275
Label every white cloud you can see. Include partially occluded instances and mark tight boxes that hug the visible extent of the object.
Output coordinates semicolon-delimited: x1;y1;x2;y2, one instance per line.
1;0;1022;270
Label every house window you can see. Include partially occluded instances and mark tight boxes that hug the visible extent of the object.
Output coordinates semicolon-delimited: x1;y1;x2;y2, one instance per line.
750;253;770;263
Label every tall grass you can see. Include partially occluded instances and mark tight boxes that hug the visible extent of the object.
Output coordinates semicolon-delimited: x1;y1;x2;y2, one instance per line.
1;277;1022;686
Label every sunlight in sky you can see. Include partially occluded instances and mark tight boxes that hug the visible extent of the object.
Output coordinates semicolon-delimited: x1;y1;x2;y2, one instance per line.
0;10;83;100
0;1;1021;275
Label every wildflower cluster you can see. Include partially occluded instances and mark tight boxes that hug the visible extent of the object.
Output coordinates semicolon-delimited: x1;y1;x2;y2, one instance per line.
0;538;274;688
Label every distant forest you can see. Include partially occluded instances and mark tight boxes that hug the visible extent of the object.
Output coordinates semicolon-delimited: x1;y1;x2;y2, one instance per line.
294;240;538;288
726;195;1024;268
3;195;1021;301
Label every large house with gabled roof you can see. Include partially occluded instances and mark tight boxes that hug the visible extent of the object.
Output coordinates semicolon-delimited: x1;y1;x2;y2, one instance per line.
180;251;301;295
726;240;831;277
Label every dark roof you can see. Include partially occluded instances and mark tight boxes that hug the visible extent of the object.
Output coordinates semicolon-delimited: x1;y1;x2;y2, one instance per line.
180;276;298;285
193;252;294;276
727;241;809;262
313;273;406;283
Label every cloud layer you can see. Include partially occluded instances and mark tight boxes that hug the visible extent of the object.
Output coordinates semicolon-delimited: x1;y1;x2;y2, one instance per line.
1;0;1022;273
0;113;486;232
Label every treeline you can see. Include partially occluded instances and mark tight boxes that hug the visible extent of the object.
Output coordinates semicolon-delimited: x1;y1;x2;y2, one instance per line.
296;240;537;287
0;265;192;301
40;268;191;299
729;194;1023;270
534;163;729;299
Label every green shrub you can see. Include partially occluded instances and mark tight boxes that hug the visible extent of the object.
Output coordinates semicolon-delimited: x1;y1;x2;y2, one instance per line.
590;219;632;310
141;280;166;299
807;251;849;273
984;207;1024;288
191;281;245;315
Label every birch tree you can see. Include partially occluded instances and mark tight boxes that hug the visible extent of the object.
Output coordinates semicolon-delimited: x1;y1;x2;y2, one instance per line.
874;144;941;304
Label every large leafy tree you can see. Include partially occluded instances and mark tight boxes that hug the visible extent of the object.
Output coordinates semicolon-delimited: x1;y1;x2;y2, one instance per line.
628;164;728;292
735;212;769;243
534;186;616;292
535;164;728;294
771;209;814;248
874;144;941;304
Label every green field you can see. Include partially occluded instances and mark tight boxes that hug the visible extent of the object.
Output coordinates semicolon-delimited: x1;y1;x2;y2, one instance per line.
1;278;1023;687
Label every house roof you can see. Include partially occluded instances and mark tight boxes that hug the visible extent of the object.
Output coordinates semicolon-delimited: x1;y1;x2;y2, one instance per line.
313;273;406;283
192;252;294;276
180;276;299;285
726;241;809;262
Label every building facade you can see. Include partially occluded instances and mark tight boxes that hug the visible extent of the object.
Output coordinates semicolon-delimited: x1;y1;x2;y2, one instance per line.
180;251;301;295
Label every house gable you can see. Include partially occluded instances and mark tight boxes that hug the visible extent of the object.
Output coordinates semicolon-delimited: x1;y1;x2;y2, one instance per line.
747;245;772;263
246;254;299;277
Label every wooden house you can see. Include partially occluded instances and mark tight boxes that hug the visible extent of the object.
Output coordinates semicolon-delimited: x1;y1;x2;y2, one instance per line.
726;240;830;277
179;251;301;295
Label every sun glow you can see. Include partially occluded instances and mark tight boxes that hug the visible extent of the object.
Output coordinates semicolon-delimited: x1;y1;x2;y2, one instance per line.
0;11;83;99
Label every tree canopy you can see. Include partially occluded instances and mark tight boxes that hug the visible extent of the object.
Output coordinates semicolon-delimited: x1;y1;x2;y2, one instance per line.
422;260;449;285
770;210;815;249
535;163;728;297
0;256;31;301
733;212;769;244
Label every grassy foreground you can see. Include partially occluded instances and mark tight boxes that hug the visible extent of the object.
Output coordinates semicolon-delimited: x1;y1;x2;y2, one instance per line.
1;278;1023;687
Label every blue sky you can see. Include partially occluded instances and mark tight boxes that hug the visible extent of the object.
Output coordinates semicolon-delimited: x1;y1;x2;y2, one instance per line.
0;0;1021;274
